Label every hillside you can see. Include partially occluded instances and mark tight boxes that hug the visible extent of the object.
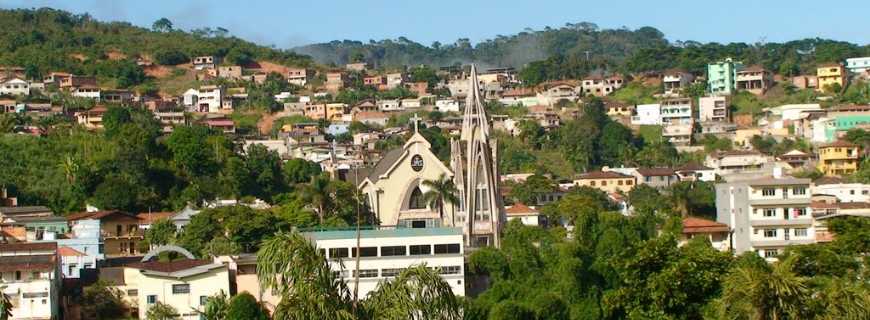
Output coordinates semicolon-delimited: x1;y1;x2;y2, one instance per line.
0;8;313;90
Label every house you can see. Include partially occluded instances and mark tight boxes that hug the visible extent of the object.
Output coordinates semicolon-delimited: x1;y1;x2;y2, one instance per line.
75;106;107;129
605;100;633;118
378;99;402;112
816;63;847;93
354;111;389;127
636;168;679;188
0;78;30;96
345;62;369;71
197;85;224;113
71;85;101;100
67;210;144;258
101;89;134;104
214;254;281;311
0;242;60;320
537;82;580;106
777;149;812;169
817;140;860;176
325;71;348;92
326;103;348;121
680;217;730;251
735;65;773;95
573;171;635;193
812;176;870;203
707;58;743;95
60;75;97;90
791;75;818;90
46;218;103;278
58;246;98;279
698;95;730;122
119;247;230;320
192;56;219;70
386;72;406;89
845;57;870;74
715;176;814;261
217;65;243;80
301;227;466;298
203;118;236;134
154;112;186;133
435;99;460;112
505;203;541;226
705;150;770;175
286;68;314;86
42;72;71;87
675;163;716;182
631;103;662;125
581;75;622;97
662;69;694;96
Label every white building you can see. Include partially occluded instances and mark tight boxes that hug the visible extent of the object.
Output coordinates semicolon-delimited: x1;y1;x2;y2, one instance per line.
660;98;693;125
0;242;60;320
505;203;541;226
705;150;771;175
197;85;224;113
71;86;101;100
699;96;729;122
182;88;199;109
378;99;402;112
302;227;465;298
435;99;460;112
631;104;662;125
662;70;694;96
845;57;870;74
716;176;815;261
812;179;870;203
0;78;30;96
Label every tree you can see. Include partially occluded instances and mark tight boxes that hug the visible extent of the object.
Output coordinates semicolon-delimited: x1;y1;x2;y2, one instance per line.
508;175;557;205
421;173;459;222
144;218;176;248
226;292;269;320
0;288;11;320
146;301;180;320
80;280;128;320
151;18;173;32
709;256;810;319
200;291;229;320
302;175;333;224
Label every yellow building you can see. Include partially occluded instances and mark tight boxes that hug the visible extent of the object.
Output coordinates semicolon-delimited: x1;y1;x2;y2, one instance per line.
816;63;846;93
573;171;635;194
817;140;860;176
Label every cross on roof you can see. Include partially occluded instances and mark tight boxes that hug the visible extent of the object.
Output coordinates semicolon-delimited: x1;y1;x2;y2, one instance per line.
410;113;421;133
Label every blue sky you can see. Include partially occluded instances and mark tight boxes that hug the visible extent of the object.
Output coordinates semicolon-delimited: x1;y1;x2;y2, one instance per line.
2;0;868;48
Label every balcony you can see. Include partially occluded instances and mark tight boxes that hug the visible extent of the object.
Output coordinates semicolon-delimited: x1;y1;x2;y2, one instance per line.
748;198;810;206
101;231;144;240
751;238;815;247
749;218;814;227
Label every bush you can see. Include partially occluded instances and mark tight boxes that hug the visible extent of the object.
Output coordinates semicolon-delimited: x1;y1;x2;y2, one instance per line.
153;49;190;66
226;292;268;320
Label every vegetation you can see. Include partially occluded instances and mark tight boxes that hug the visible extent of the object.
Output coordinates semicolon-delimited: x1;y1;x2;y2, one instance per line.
79;280;128;320
145;301;179;320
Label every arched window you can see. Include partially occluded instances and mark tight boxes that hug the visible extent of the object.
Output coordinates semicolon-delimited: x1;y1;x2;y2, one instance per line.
408;187;425;209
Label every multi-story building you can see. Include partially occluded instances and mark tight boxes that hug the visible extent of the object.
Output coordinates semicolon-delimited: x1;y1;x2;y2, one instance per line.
705;150;771;175
67;210;144;258
581;75;624;97
698;95;730;122
286;68;314;86
812;176;870;203
192;56;219;70
735;65;773;95
302;227;465;298
680;217;730;251
662;69;694;96
845;57;870;74
0;242;60;320
197;85;224;113
660;98;694;145
716;176;814;261
817;140;860;176
0;78;30;96
505;203;541;226
636;168;679;189
816;63;847;93
707;58;743;95
325;71;348;92
573;171;636;194
631;103;662;125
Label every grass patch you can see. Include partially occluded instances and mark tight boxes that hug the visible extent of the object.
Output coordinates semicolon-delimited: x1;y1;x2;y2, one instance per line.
610;81;659;105
155;68;200;96
638;125;663;143
230;111;263;131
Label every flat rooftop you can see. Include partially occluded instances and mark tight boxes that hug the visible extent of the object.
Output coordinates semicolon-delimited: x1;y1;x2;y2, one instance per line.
301;227;462;241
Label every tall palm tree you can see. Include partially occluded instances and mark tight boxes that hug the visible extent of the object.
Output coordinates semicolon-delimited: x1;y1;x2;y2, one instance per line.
257;232;462;320
303;175;333;224
714;256;809;320
421;174;459;223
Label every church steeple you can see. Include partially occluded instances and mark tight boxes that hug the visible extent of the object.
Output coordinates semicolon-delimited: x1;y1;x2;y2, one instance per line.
461;65;491;141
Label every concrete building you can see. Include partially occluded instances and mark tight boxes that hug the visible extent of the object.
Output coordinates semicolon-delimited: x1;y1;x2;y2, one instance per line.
67;210;144;258
817;140;860;176
302;227;465;298
791;75;818;90
325;71;348;93
505;203;541;226
197;85;224;113
660;98;694;145
0;78;30;96
845;57;870;74
698;95;730;122
716;176;814;261
705;150;770;175
636;168;679;189
707;58;743;95
286;68;314;86
662;69;694;96
735;65;773;95
816;63;847;93
680;217;730;251
573;171;636;194
631;103;662;125
812;177;870;203
675;163;716;182
0;242;60;320
581;75;624;97
192;56;219;70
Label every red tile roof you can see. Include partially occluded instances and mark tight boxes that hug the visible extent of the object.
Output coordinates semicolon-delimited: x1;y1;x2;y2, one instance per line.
67;210;137;221
128;259;212;273
136;212;176;224
637;168;676;177
821;140;857;148
577;171;632;179
0;242;57;252
682;217;729;233
58;246;85;257
505;203;538;215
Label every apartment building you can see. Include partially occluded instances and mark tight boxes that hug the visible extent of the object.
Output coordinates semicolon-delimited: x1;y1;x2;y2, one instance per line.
325;71;348;92
0;242;60;320
67;210;144;258
845;57;870;74
192;56;219;70
286;68;314;86
817;140;860;176
716;176;814;261
735;65;773;95
816;63;847;93
698;95;730;122
660;98;694;145
197;85;224;113
705;150;771;175
707;58;743;95
302;227;465;298
662;69;694;96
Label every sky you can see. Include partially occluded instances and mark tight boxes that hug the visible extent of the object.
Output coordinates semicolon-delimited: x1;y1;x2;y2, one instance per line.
2;0;868;48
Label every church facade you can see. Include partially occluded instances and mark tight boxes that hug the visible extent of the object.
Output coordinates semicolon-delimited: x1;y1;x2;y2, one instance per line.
358;65;505;247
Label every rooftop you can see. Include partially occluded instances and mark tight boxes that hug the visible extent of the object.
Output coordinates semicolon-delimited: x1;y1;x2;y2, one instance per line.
506;203;539;216
577;171;632;180
302;227;462;241
682;217;729;234
637;168;676;176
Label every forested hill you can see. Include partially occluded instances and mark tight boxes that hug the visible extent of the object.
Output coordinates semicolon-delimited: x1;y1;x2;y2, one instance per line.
0;8;313;86
293;23;668;69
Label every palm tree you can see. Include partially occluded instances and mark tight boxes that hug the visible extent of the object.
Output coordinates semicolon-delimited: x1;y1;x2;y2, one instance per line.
421;174;459;223
303;175;333;224
257;232;462;320
0;287;12;320
714;256;809;320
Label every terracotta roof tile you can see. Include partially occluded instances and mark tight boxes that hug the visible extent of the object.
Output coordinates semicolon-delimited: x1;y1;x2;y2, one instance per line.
821;140;857;148
577;171;632;179
58;246;86;257
128;259;212;273
136;212;176;224
636;168;676;176
682;217;729;233
506;203;538;215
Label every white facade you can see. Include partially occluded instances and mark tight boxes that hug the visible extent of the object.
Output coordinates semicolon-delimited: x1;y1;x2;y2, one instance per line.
435;99;460;112
131;262;230;320
197;86;224;113
846;57;870;74
699;96;729;122
378;99;402;112
72;87;101;100
660;99;693;125
812;183;870;203
303;228;466;298
0;243;60;320
631;104;662;125
0;78;31;96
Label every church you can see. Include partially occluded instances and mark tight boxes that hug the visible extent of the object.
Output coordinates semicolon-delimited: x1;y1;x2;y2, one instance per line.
357;65;505;248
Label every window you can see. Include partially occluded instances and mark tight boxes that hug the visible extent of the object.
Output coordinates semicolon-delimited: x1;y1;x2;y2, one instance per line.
438;266;461;275
328;248;349;259
411;220;426;228
172;284;190;294
626;180;633;185
590;181;596;186
601;180;607;186
354;269;378;278
617;180;623;186
381;268;404;277
792;187;806;195
352;247;378;257
200;296;208;306
127;289;138;297
84;263;93;269
409;245;431;255
794;228;808;237
116;225;122;236
763;249;779;258
763;208;776;217
147;295;157;304
15;271;21;280
763;229;777;238
68;264;77;275
793;208;807;217
762;188;775;196
434;243;461;254
408;187;425;209
381;246;406;256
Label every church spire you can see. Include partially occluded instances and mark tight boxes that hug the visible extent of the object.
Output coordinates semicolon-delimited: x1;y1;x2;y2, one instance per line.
462;65;490;141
